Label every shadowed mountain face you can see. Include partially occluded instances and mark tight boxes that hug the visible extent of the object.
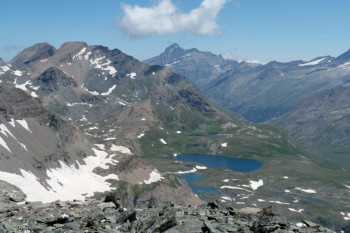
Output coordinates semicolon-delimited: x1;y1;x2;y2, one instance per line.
270;85;350;172
146;44;350;123
1;42;350;230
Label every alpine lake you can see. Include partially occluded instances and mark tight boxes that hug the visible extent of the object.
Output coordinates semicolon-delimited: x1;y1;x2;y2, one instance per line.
173;153;263;199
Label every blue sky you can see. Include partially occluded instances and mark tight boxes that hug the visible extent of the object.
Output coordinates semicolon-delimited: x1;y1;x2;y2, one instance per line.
1;0;349;63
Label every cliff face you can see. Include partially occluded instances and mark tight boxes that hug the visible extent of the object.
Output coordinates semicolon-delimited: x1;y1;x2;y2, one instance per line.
0;199;335;233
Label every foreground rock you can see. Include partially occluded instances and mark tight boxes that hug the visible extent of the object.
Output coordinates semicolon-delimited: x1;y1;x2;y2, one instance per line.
0;200;333;232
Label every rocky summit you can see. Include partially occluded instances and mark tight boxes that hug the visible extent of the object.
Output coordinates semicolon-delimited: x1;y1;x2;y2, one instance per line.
0;199;333;233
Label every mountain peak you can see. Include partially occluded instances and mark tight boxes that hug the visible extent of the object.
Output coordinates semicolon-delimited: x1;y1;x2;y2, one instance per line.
164;43;184;54
167;43;180;49
11;42;56;65
335;48;350;62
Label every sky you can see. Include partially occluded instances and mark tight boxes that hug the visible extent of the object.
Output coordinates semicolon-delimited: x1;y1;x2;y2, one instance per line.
1;0;349;63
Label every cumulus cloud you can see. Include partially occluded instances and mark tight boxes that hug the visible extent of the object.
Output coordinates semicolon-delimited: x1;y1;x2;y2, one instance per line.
119;0;228;38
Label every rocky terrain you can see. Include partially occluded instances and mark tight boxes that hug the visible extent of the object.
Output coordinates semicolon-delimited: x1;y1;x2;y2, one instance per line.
1;42;350;231
0;198;336;233
146;44;350;123
270;85;350;172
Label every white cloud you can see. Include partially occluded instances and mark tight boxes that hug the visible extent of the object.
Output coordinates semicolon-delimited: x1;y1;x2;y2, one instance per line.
221;52;235;60
119;0;228;38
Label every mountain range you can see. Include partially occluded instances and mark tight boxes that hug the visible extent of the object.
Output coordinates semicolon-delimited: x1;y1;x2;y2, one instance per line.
1;42;350;231
145;44;350;123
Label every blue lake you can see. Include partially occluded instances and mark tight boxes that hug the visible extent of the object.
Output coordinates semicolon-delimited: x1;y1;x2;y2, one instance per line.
173;153;263;199
174;153;263;173
176;172;220;200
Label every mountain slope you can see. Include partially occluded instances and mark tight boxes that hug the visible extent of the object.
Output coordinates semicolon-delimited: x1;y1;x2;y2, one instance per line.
143;43;243;89
204;52;350;122
1;42;350;230
270;85;350;172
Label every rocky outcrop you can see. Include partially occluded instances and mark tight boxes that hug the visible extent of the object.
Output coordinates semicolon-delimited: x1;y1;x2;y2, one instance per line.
0;83;47;120
0;199;334;232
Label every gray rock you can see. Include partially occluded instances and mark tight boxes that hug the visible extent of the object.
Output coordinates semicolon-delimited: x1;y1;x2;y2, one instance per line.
302;220;320;228
98;202;116;210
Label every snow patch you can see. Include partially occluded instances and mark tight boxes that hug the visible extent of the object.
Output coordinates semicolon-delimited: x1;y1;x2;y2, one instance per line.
127;72;137;79
0;65;10;72
250;179;263;190
0;148;119;203
298;58;325;67
16;119;32;133
81;84;99;95
283;176;289;179
144;170;164;184
110;144;132;154
176;131;182;134
67;102;93;107
160;138;167;144
221;143;227;147
9;118;16;127
14;79;31;92
296;223;306;227
195;165;207;170
220;186;253;193
101;85;117;96
221;196;233;201
84;52;92;60
90;57;117;76
295;187;316;194
222;179;229;183
269;200;289;205
175;168;197;174
12;70;23;76
137;133;145;138
73;47;87;60
288;208;304;213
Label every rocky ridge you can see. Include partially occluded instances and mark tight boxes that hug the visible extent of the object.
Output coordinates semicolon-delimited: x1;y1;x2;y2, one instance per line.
0;199;334;233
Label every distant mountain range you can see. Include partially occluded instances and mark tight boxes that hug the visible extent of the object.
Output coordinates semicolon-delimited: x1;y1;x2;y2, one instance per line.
145;44;350;123
144;43;262;91
1;42;350;230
